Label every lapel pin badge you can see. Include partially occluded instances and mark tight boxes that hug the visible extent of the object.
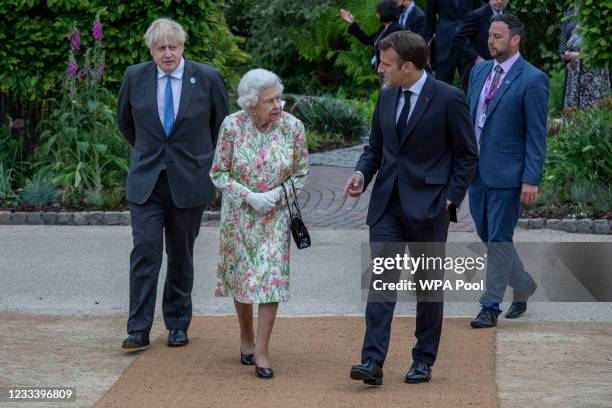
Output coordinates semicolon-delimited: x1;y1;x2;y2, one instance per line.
190;77;196;84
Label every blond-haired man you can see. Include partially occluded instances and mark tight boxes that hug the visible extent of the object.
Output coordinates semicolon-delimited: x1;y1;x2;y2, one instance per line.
117;18;229;350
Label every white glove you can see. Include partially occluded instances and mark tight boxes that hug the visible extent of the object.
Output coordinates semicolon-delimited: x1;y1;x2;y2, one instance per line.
265;187;281;204
246;191;277;213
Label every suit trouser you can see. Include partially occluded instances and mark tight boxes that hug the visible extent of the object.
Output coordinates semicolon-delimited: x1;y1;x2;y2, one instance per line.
468;171;535;307
127;171;204;334
434;54;467;85
361;188;449;367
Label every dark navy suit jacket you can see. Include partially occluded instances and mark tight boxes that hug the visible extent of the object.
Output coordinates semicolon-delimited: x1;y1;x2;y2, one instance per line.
356;74;478;229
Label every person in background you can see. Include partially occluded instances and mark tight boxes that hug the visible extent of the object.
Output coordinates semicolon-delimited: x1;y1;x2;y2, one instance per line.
210;69;309;379
396;0;426;38
559;6;610;110
424;0;482;84
453;0;510;92
341;0;404;73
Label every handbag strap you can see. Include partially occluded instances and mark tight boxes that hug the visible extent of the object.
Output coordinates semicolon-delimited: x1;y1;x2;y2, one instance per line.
280;182;295;220
280;179;302;219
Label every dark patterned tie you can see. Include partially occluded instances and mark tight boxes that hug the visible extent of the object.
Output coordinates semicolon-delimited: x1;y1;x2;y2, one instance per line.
483;65;504;114
396;89;413;138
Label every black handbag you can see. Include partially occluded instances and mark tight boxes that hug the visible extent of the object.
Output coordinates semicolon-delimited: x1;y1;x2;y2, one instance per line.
281;179;311;249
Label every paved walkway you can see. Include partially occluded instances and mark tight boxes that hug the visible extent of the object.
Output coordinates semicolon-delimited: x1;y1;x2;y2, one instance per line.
206;144;476;231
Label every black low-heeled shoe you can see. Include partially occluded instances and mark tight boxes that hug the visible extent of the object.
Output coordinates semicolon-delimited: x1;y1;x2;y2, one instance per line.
240;353;255;365
255;365;274;379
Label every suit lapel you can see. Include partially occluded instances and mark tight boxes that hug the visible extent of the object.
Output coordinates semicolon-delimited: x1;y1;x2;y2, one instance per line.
144;62;166;137
485;57;524;118
399;75;435;145
170;60;196;137
469;61;492;120
385;88;402;146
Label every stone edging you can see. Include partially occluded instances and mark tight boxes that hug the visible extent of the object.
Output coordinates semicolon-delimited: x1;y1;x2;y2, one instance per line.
0;211;610;234
517;218;611;234
0;211;220;226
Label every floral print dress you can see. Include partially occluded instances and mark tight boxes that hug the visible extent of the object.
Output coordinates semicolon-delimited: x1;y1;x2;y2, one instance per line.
210;110;309;304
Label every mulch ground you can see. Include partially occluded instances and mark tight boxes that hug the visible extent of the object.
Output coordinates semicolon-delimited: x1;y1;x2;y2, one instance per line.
95;316;497;408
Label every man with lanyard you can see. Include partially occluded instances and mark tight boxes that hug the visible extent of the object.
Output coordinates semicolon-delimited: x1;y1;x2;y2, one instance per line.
466;13;548;328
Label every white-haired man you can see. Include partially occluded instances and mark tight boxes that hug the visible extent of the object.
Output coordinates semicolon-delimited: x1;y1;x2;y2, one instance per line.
117;18;229;351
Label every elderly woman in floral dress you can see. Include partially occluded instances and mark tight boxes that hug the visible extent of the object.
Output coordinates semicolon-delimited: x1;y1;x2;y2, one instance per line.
210;68;309;379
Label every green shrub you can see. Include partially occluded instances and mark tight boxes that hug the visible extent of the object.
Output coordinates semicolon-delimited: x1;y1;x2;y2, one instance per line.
577;0;612;69
543;97;612;192
0;160;15;201
306;130;346;153
19;172;57;207
548;68;566;116
291;95;368;141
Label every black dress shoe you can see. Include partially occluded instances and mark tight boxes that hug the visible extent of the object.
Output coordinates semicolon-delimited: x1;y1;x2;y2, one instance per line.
167;329;188;347
350;360;383;385
241;353;255;365
470;307;500;328
506;282;537;318
405;361;431;383
255;365;274;378
122;332;150;351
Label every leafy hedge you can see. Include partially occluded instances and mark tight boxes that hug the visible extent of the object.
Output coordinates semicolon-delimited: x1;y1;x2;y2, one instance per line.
577;0;612;68
0;0;247;108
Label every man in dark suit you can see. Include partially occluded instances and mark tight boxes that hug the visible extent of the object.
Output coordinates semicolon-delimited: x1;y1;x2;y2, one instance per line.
453;0;510;92
466;14;547;328
396;0;426;38
117;18;229;350
424;0;482;84
344;31;478;385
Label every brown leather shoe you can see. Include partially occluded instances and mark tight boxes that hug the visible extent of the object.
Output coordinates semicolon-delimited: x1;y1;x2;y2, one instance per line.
122;332;150;351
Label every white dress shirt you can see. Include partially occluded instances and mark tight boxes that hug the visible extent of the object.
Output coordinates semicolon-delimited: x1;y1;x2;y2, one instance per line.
156;57;184;125
396;70;428;126
399;3;415;27
354;71;428;183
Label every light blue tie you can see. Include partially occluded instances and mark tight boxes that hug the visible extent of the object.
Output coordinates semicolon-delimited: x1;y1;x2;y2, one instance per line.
163;75;174;136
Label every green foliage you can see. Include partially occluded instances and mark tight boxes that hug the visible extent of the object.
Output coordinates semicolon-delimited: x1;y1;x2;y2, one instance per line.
306;130;346;153
291;95;368;141
0;160;15;201
35;16;130;205
576;0;612;69
225;0;381;95
19;171;57;207
569;181;611;212
510;0;572;72
543;97;612;196
547;68;566;116
0;0;247;113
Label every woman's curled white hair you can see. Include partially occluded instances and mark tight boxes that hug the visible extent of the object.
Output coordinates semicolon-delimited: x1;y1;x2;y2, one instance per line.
237;69;284;110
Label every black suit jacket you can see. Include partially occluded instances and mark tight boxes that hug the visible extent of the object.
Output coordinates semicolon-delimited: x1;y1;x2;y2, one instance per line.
401;5;426;38
355;74;478;229
117;59;230;208
424;0;483;62
453;3;494;63
348;21;405;68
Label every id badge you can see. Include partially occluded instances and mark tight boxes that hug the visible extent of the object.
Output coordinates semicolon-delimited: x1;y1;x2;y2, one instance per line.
477;112;487;129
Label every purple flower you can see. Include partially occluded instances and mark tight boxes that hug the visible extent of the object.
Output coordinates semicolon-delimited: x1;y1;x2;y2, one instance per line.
69;28;81;52
93;18;103;41
9;119;25;129
67;58;78;77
